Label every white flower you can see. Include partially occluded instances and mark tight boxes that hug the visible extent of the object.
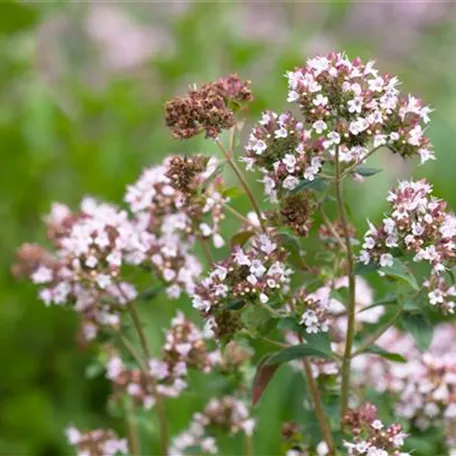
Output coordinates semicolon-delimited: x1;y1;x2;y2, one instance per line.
259;293;269;303
275;127;288;139
380;253;394;268
312;120;327;134
283;175;299;190
31;266;53;284
313;94;328;107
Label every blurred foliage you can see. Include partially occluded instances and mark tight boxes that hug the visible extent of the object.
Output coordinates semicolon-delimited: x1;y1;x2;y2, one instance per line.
1;1;456;455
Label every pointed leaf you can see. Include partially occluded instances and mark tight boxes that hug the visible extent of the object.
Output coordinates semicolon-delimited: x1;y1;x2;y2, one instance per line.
265;344;331;366
354;166;382;177
401;313;434;352
276;232;307;269
354;262;379;275
363;344;407;363
291;177;329;194
381;259;419;291
302;331;333;357
225;299;246;310
358;295;398;313
231;230;254;249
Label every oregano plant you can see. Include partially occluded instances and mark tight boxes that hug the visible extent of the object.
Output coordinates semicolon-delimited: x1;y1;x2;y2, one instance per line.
15;53;456;456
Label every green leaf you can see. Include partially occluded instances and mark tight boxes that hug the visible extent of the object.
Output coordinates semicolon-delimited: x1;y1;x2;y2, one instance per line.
358;295;398;313
291;177;329;194
302;332;333;357
276;232;307;270
225;299;246;310
258;317;279;336
354;166;382;177
139;285;165;301
401;313;434;352
363;344;407;363
230;230;254;249
0;2;38;35
223;186;244;200
277;316;301;333
265;343;332;366
354;262;379;275
381;258;419;291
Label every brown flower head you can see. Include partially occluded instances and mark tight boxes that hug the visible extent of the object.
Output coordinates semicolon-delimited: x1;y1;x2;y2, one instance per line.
165;74;252;140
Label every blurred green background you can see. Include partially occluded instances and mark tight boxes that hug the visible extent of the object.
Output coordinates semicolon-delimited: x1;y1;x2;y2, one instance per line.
2;1;456;454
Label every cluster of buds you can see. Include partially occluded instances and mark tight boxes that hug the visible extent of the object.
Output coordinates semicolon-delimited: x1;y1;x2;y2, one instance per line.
359;179;456;313
343;403;410;455
192;234;292;340
65;425;128;456
286;52;433;165
170;396;255;455
243;110;325;202
267;192;316;237
14;199;141;341
165;74;252;139
125;155;227;248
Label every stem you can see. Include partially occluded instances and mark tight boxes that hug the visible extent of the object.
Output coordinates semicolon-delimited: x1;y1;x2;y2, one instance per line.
244;434;253;456
124;299;169;456
261;336;290;349
127;409;141;456
302;358;336;454
319;206;347;253
215;139;266;232
334;146;357;424
224;204;258;228
199;235;214;267
352;308;403;357
341;144;387;178
127;303;151;359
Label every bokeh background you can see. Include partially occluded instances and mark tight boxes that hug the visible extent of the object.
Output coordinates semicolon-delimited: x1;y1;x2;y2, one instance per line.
2;1;456;455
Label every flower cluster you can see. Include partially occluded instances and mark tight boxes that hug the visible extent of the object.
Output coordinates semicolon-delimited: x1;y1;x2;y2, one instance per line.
360;179;456;313
125;155;227;248
353;324;456;450
170;396;255;455
107;312;220;408
165;74;252;139
192;234;292;340
65;425;128;456
243;110;325;202
161;311;221;374
286;52;433;165
14;199;140;341
284;276;379;378
125;154;229;298
343;403;410;455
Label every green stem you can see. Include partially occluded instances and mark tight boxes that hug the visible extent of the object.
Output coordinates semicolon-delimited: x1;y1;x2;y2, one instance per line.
215;139;266;232
122;293;169;456
341;144;388;179
334;146;357;425
352;308;403;357
127;408;141;456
